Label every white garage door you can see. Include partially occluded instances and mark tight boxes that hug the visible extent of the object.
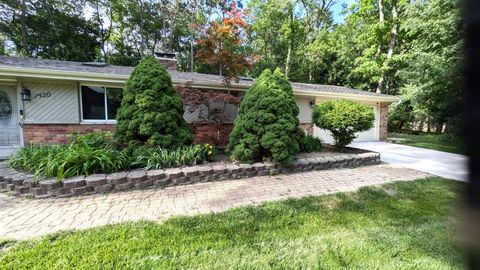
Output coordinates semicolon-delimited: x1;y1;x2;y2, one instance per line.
313;104;379;144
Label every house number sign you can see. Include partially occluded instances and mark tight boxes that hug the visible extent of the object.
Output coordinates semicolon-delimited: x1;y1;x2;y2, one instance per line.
34;92;52;99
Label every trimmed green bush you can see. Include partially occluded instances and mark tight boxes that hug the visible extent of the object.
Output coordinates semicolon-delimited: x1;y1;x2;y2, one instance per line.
226;68;304;164
313;99;374;149
114;55;193;148
299;134;323;152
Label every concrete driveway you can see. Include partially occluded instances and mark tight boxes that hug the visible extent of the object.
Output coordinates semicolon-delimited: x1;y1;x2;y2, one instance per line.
350;141;468;181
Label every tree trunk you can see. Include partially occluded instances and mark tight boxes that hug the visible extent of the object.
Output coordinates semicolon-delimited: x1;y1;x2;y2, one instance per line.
375;0;385;59
137;0;145;57
376;0;398;94
20;0;27;54
285;2;294;78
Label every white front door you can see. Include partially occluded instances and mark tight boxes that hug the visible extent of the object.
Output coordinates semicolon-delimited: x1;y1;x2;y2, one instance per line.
0;87;20;158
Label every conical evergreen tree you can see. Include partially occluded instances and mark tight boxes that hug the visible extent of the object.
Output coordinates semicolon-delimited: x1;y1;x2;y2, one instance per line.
226;68;304;164
114;55;193;147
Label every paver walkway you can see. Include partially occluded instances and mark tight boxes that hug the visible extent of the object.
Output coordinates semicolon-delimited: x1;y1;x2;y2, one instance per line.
0;164;430;240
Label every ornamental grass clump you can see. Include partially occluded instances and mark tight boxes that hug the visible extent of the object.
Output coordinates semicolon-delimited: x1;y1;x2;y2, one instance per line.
9;132;129;179
226;68;304;164
313;99;374;149
133;144;215;170
114;55;193;148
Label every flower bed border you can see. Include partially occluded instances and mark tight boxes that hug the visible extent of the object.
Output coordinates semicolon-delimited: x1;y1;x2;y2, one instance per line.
0;151;380;199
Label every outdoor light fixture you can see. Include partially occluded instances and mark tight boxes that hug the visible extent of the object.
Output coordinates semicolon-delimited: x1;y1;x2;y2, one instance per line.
21;87;31;101
309;99;315;108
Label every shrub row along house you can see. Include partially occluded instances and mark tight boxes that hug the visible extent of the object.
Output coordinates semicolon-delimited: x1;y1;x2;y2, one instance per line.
0;54;399;159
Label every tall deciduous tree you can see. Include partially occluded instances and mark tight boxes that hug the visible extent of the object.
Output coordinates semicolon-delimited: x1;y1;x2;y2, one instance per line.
195;2;252;83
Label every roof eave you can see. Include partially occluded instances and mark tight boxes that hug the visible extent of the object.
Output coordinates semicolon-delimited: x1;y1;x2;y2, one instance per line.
0;66;400;102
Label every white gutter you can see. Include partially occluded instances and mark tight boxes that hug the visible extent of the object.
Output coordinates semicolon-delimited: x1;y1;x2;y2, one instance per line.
0;66;400;102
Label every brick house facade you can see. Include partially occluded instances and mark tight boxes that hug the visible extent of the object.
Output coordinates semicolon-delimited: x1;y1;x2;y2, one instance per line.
0;55;398;157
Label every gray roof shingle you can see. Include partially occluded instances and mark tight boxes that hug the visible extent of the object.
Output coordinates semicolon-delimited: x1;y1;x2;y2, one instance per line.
0;55;397;100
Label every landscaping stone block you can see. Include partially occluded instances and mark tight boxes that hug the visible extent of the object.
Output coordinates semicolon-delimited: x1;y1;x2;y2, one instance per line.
106;172;128;185
94;184;112;193
0;182;6;190
39;179;61;189
14;185;29;194
135;181;153;189
197;166;213;175
147;170;166;181
115;182;134;191
23;178;39;188
181;166;199;177
227;164;241;173
186;175;201;183
62;176;85;188
72;186;93;195
212;165;227;174
48;187;71;197
127;170;147;183
30;187;47;196
217;173;231;180
269;168;281;175
154;179;171;188
6;184;14;191
85;174;107;186
164;168;183;179
204;174;217;182
239;163;254;171
252;163;265;171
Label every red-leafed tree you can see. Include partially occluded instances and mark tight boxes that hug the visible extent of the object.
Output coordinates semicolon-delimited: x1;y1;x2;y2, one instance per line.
177;82;241;145
195;3;256;84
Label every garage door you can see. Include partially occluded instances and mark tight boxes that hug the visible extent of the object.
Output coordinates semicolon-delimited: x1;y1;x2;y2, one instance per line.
313;104;379;144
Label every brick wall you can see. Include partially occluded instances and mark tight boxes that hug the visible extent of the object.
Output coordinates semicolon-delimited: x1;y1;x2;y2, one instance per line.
192;124;233;147
23;123;316;146
23;124;115;145
300;123;314;135
379;102;389;141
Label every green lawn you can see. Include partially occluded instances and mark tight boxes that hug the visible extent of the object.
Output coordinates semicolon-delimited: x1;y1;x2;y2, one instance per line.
389;132;465;154
0;177;463;270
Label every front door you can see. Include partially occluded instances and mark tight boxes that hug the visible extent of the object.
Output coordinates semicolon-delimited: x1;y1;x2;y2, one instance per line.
0;87;20;158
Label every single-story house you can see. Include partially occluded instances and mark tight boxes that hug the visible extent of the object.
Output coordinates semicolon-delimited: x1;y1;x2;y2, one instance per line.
0;54;399;158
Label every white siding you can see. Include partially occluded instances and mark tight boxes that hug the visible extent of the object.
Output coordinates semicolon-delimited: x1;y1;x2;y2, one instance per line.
23;81;79;124
295;96;314;123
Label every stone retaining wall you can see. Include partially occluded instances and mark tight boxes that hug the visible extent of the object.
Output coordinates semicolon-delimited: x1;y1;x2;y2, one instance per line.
0;152;380;199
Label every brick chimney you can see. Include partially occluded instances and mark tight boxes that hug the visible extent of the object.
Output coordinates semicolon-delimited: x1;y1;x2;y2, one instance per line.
154;52;177;71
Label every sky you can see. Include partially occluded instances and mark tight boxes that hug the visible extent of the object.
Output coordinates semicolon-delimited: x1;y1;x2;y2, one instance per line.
331;0;356;24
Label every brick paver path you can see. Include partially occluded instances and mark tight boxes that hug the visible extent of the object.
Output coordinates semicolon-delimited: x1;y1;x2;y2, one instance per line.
0;164;430;240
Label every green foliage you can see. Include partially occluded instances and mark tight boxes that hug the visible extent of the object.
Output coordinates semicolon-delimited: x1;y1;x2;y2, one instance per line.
389;132;464;154
299;133;323;153
388;100;415;132
133;144;215;170
398;0;463;130
68;131;114;149
313;100;374;149
226;68;303;164
9;133;129;179
114;56;193;148
0;178;463;269
0;0;100;61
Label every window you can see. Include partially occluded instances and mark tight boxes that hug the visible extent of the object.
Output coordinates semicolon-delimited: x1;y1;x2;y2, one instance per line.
81;85;123;121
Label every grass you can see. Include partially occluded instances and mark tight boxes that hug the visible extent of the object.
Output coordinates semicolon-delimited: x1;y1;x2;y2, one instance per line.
0;177;463;269
389;132;465;154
